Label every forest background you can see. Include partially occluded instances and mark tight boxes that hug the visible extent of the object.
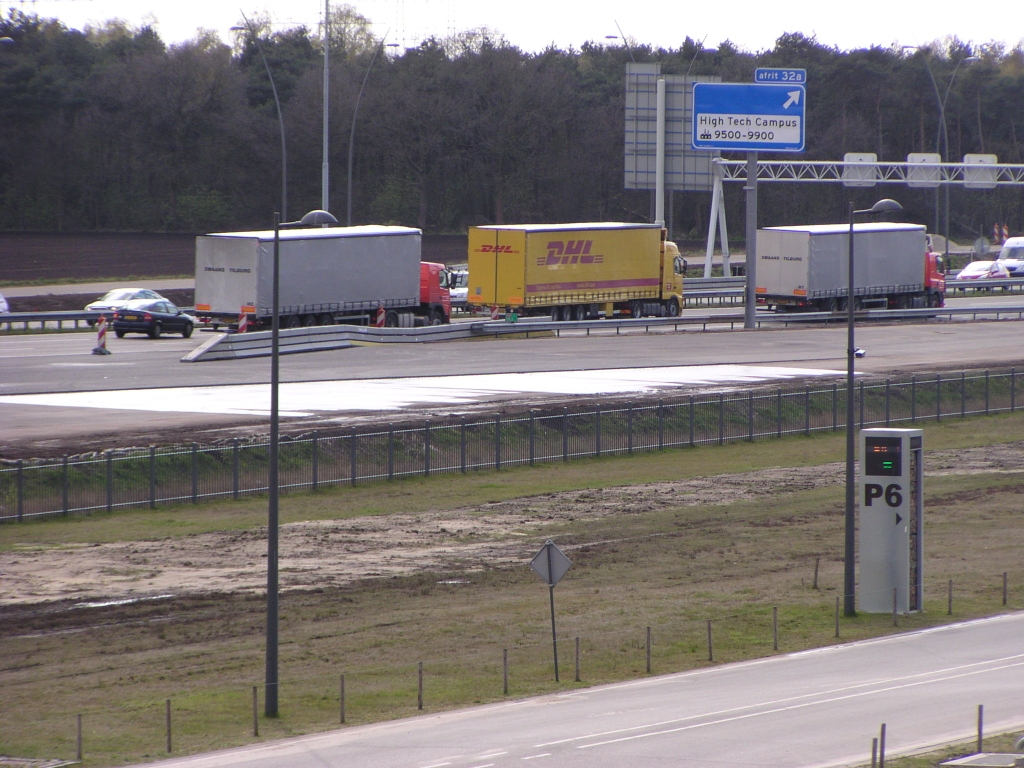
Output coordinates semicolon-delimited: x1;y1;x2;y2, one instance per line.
1;6;1023;242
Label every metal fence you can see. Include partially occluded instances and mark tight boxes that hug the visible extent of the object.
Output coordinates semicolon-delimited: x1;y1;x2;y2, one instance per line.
2;368;1019;523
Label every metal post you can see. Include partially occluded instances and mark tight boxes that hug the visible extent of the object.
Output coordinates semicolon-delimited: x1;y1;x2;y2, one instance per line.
859;380;865;428
595;405;601;457
911;375;917;422
689;396;695;447
627;405;633;454
658;399;664;450
744;151;758;329
835;595;840;638
321;0;329;214
62;455;69;515
562;407;569;461
748;391;754;441
350;429;357;486
879;723;886;768
777;389;783;438
707;619;713;661
977;704;984;752
503;649;508;695
844;204;857;621
340;674;345;724
494;414;500;470
948;579;953;615
936;373;942;421
814;557;820;589
106;450;113;513
417;661;423;710
266;213;282;719
424;421;431;476
805;385;811;435
549;583;560;682
1012;367;1016;411
150;445;158;509
253;686;259;736
871;738;878;768
191;443;198;503
311;431;319;491
574;636;580;682
832;382;838;431
718;392;724;445
773;606;778;651
961;370;966;417
459;418;466;473
1003;571;1008;606
16;460;23;522
529;411;535;466
166;699;172;753
646;626;652;673
985;369;990;414
389;424;396;480
76;714;83;760
232;439;239;500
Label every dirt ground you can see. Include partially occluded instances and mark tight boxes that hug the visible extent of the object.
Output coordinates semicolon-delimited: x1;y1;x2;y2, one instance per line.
2;442;1018;607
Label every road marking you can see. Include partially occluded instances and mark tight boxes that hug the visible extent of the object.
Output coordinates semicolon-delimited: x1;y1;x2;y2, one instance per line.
475;753;508;759
521;754;551;760
535;652;1024;748
466;764;495;768
576;658;1024;749
420;763;452;767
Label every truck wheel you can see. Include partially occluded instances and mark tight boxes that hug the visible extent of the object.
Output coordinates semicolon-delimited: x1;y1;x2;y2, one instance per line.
550;306;560;321
631;300;643;318
666;298;680;317
824;298;839;313
384;310;399;327
558;305;571;322
429;307;445;325
318;313;334;326
302;314;316;327
285;315;301;329
573;305;587;321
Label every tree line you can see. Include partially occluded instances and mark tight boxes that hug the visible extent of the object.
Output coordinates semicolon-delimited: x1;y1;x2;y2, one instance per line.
1;7;1022;242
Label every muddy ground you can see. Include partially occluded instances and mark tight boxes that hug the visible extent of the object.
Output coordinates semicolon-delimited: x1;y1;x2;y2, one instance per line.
2;442;1019;608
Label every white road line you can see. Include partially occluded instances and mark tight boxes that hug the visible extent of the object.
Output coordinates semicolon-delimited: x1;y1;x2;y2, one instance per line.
475;753;508;759
520;754;551;760
535;652;1024;748
576;659;1024;750
420;763;452;768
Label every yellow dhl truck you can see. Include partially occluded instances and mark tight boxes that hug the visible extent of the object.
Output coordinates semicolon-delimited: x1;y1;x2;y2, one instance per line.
467;222;684;320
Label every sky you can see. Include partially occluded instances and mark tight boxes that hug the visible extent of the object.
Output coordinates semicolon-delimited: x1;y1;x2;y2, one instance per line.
10;0;1024;54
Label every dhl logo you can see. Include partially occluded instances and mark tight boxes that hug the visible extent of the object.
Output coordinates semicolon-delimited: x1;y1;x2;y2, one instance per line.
538;240;604;266
475;244;518;253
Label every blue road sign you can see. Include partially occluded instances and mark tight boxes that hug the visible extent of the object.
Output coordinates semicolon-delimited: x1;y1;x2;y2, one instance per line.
692;82;806;152
755;67;807;84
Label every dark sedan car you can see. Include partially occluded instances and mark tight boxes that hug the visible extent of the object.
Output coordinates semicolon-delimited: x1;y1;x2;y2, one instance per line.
113;299;194;339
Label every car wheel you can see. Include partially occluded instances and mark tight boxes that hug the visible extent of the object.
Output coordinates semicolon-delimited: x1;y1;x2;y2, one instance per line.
115;329;125;338
149;322;162;339
182;323;193;338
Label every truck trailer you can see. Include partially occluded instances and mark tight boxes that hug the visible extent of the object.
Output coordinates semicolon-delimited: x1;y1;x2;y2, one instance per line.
755;223;945;311
194;225;450;329
467;222;684;320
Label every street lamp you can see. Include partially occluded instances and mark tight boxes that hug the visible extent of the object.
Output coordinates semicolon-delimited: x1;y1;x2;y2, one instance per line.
345;36;397;226
0;36;14;46
844;197;903;618
265;208;339;717
904;47;979;259
232;18;288;220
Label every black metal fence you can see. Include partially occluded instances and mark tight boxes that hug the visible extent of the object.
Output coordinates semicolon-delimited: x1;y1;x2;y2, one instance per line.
2;368;1019;523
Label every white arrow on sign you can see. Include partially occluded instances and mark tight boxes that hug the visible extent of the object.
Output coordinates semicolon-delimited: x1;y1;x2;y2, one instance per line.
783;90;801;109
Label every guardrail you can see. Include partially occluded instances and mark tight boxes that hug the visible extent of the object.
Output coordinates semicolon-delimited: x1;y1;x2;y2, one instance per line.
0;310;103;332
181;303;1024;362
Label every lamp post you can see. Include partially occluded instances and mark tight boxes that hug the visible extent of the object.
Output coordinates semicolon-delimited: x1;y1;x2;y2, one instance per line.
345;36;397;226
844;198;903;618
265;208;339;717
232;18;287;220
904;48;978;259
322;0;330;212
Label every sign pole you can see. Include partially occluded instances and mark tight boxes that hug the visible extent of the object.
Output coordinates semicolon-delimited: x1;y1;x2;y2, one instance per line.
549;583;559;682
744;152;758;329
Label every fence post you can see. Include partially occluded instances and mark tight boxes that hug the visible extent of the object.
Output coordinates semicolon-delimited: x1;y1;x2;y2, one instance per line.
503;650;508;695
77;713;82;761
17;460;24;522
885;379;891;426
871;737;878;768
562;407;569;461
948;579;953;615
417;661;424;710
832;382;838;431
105;450;113;513
813;557;820;589
689;396;695;447
1012;367;1016;412
985;370;990;414
350;429;357;486
252;686;259;736
494;414;500;470
459;418;466;474
805;385;811;436
1003;572;1008;606
707;620;713;662
425;420;431;476
718;393;724;445
859;381;865;428
776;389;783;438
835;596;840;638
529;411;535;466
340;674;346;724
166;698;172;753
911;375;917;423
658;399;664;450
879;723;886;768
646;626;652;673
388;424;396;480
773;606;778;651
961;370;966;418
977;704;984;753
231;439;239;500
62;455;69;515
191;443;198;503
311;431;319;491
595;405;601;457
936;373;942;421
574;636;581;682
748;391;754;442
627;405;633;454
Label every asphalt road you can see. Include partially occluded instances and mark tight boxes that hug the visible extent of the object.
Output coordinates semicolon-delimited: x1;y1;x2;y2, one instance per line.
134;613;1024;768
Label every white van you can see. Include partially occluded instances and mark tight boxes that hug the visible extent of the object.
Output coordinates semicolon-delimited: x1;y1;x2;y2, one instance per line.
997;236;1024;277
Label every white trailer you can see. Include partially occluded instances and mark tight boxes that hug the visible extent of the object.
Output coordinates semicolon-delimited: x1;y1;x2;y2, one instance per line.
756;222;945;311
194;226;424;328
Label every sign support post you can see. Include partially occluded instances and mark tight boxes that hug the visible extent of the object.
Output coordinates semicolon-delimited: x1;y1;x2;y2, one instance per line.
530;540;572;683
744;152;758;329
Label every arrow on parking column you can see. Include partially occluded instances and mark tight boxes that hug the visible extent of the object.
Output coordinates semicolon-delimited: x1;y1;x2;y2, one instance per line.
895;512;903;526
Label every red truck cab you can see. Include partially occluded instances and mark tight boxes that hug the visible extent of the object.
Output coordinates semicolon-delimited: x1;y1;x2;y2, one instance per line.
925;251;945;306
420;261;452;323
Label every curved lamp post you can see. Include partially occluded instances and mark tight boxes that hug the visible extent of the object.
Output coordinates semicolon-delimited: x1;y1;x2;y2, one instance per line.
265;208;339;717
843;197;903;617
232;18;288;221
904;48;979;259
346;36;397;226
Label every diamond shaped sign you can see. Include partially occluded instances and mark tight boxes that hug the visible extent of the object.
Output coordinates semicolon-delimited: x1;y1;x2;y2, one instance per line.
530;540;572;587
